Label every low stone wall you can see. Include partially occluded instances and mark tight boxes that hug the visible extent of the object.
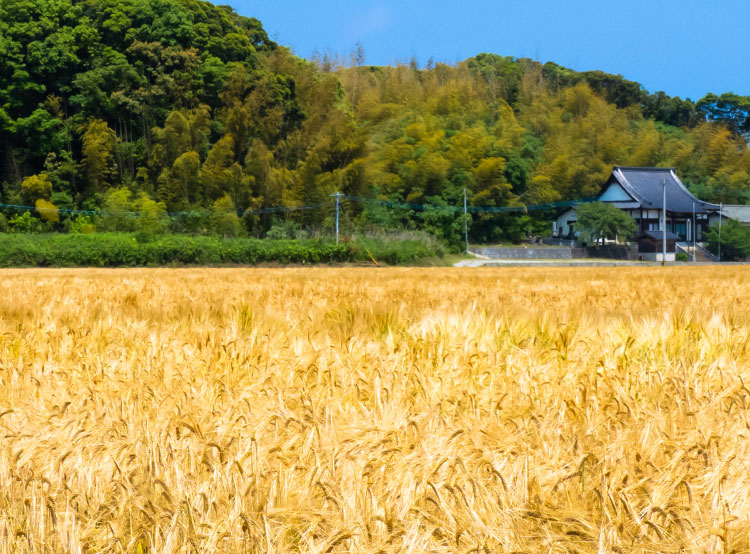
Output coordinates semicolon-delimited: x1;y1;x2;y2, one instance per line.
473;247;573;259
585;245;640;260
473;245;639;260
572;248;588;258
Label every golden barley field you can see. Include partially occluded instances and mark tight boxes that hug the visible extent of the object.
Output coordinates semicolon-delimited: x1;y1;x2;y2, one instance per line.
1;267;750;554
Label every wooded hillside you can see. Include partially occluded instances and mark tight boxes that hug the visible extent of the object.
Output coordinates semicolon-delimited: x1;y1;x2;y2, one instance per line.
2;0;750;243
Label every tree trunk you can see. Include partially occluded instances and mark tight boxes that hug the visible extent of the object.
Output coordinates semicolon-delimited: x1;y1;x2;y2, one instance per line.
1;136;21;188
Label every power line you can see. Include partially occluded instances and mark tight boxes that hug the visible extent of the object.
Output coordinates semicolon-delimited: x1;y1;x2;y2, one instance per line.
0;201;329;217
0;194;595;220
342;194;594;213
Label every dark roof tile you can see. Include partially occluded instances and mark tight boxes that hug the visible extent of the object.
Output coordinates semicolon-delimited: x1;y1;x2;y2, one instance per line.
608;167;719;214
639;229;681;240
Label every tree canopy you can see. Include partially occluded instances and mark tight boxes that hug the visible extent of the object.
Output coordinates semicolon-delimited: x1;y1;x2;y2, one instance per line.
2;0;750;245
705;218;750;261
575;202;638;244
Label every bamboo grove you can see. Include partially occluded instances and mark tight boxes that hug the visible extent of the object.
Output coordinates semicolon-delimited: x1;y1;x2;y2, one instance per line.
2;0;750;243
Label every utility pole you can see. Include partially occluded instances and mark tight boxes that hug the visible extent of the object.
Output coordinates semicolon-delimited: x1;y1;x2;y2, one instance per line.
662;178;667;266
692;201;696;262
463;187;469;254
330;192;342;244
718;202;723;262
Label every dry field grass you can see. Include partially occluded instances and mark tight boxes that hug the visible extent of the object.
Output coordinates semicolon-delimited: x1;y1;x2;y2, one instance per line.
1;267;750;553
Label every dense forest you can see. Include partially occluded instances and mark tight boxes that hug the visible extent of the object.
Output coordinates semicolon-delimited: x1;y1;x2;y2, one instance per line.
2;0;750;244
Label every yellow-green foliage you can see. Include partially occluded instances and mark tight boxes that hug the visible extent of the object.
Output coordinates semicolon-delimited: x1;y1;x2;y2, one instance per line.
34;198;59;222
339;63;750;207
4;0;750;228
99;187;134;231
20;173;53;204
0;268;749;553
211;194;242;237
132;192;168;236
80;119;116;191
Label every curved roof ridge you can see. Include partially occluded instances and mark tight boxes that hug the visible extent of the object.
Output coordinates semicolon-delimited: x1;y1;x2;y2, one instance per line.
669;169;720;210
614;165;674;171
612;167;645;204
604;166;719;213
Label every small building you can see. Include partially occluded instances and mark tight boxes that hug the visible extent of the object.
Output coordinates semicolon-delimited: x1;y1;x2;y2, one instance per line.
554;207;578;238
554;167;720;242
708;205;750;228
636;230;680;261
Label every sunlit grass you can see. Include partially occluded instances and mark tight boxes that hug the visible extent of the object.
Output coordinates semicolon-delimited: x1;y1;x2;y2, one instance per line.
1;267;749;553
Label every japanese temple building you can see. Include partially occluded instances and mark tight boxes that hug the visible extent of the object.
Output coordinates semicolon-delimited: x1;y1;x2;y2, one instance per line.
555;167;720;241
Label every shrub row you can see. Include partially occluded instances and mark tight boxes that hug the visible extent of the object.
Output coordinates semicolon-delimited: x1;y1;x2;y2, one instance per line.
0;234;352;267
351;236;446;265
0;234;445;267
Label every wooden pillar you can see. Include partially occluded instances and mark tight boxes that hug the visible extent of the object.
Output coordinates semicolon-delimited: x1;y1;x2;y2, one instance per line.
639;207;644;233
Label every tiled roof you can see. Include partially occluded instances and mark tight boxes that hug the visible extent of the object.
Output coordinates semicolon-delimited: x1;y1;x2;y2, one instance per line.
608;167;719;214
639;230;681;240
720;205;750;223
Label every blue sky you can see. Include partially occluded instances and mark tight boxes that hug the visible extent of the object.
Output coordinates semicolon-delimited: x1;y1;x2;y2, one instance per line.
232;0;750;101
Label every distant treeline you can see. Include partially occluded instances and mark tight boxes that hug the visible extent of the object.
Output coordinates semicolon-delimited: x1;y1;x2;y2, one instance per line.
2;0;750;246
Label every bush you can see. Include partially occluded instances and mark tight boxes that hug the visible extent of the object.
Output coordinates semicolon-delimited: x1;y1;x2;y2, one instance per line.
20;174;52;204
352;234;446;265
170;210;211;235
266;219;306;240
418;204;467;252
676;252;689;262
100;188;136;232
71;215;96;234
50;191;75;211
9;212;42;233
35;199;59;223
132;192;168;237
0;234;354;267
0;232;447;267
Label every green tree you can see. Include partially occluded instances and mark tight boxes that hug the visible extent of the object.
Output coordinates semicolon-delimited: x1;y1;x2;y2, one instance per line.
21;173;53;204
705;219;750;261
4;0;750;245
50;191;74;211
166;151;201;208
473;157;512;204
200;136;253;206
575;202;637;244
211;194;242;237
696;93;750;136
100;187;134;231
200;135;235;200
133;192;167;237
158;111;192;168
81;120;116;191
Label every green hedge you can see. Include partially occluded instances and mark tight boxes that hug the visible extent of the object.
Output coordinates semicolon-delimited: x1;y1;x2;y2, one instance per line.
0;234;445;267
0;234;351;267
